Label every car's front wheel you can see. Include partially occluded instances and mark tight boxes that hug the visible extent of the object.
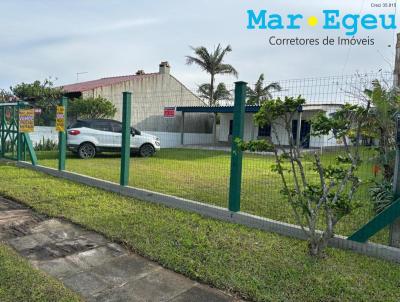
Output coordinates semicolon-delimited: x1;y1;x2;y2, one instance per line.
139;144;155;157
78;142;96;159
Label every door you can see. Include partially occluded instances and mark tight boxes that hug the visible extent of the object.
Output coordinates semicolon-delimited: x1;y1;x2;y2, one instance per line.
89;121;114;147
111;122;141;150
110;121;123;149
130;128;141;149
292;120;311;148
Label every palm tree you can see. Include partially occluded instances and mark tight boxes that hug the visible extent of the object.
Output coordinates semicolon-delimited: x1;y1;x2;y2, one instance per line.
197;82;231;106
246;74;281;105
186;44;238;106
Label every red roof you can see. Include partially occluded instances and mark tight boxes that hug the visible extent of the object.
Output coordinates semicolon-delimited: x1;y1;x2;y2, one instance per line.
62;73;159;93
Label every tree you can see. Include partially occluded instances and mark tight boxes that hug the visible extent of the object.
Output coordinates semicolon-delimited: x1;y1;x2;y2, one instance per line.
0;89;14;103
246;74;281;105
197;82;231;106
68;97;117;120
11;78;63;103
237;96;369;257
186;44;238;106
363;80;400;181
11;79;64;125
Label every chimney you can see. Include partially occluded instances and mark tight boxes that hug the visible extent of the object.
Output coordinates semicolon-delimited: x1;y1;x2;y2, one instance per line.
136;70;145;75
159;61;170;74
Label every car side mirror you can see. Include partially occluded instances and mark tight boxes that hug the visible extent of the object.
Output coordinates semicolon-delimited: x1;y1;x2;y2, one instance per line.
130;128;135;136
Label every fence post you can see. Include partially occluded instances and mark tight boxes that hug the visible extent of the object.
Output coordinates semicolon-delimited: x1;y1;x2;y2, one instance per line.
16;102;22;161
120;92;132;186
228;81;247;212
0;106;4;157
58;97;67;171
389;114;400;247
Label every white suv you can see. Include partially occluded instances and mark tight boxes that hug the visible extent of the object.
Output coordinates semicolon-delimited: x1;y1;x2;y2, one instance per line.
67;119;161;159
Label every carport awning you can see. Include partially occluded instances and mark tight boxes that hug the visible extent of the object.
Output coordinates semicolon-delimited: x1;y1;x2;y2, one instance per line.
176;105;261;113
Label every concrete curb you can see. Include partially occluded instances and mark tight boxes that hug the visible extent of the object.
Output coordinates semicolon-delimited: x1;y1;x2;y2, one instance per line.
9;160;400;264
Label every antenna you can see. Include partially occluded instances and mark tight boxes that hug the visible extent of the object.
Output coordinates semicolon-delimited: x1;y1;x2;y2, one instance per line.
76;71;88;81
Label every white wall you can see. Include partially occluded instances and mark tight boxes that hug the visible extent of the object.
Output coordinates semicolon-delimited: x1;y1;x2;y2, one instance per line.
219;113;257;142
29;127;58;145
144;131;214;148
81;74;211;133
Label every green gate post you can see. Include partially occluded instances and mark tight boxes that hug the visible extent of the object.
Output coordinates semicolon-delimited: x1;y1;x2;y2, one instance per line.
16;102;23;161
1;106;5;157
120;92;132;186
228;81;247;212
58;97;68;171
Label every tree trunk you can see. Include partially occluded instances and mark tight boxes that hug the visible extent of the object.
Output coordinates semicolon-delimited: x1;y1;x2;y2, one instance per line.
308;238;328;258
210;74;215;106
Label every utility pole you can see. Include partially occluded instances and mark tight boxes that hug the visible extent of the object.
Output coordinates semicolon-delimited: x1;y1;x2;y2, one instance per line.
389;32;400;248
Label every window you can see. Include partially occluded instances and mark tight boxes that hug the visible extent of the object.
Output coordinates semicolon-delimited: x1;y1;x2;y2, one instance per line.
229;120;233;135
258;124;271;137
90;121;112;132
111;122;122;133
69;121;88;129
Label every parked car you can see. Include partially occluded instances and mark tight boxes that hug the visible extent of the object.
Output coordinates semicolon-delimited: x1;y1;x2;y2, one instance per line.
67;119;161;159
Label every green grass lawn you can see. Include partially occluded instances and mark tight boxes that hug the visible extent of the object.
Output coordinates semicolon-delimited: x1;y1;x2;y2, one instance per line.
0;162;399;302
0;243;81;302
34;148;385;243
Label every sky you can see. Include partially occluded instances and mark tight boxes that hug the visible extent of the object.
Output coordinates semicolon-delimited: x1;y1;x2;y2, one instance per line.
0;0;398;91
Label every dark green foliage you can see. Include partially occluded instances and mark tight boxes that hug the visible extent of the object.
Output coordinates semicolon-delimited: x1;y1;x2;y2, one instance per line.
34;138;58;151
246;74;281;105
235;138;274;152
370;180;394;214
240;96;368;257
68;97;117;120
254;96;306;127
311;104;367;139
11;79;64;126
186;44;238;106
363;81;400;181
197;82;231;105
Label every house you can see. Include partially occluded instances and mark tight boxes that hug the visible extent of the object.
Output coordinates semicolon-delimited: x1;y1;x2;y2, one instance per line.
62;62;214;147
176;103;344;149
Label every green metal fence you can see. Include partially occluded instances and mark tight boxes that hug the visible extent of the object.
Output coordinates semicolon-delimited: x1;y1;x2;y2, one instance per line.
4;72;400;249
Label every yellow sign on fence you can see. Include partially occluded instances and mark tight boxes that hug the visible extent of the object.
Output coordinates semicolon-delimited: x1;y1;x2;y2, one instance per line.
19;109;35;133
56;106;65;132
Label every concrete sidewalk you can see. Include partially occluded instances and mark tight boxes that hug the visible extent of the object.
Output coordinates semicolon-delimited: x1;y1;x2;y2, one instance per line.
0;197;241;302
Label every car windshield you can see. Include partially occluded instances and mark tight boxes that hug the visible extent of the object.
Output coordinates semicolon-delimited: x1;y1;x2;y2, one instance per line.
131;127;141;135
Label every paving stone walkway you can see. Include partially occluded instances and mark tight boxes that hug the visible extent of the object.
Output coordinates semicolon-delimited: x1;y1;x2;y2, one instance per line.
0;197;242;302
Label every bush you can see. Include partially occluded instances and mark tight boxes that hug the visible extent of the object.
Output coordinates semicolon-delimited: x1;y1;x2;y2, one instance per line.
370;180;394;213
34;138;58;151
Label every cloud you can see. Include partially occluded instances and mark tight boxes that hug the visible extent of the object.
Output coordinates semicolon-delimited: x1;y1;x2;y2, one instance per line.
0;0;397;90
2;17;163;52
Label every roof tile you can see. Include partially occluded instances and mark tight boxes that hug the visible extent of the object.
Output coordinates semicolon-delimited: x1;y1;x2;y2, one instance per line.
62;73;159;93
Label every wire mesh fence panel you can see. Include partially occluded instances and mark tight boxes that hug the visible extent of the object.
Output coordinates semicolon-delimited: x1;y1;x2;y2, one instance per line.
32;106;59;169
240;71;394;244
63;92;125;183
128;90;230;207
22;71;396;245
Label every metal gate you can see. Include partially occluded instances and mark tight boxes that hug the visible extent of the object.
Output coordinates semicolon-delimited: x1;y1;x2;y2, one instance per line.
0;102;37;164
